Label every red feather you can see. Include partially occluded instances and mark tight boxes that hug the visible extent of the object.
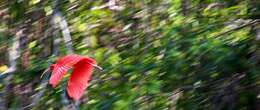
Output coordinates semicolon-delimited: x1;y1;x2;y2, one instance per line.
67;58;95;100
48;54;97;100
49;55;85;87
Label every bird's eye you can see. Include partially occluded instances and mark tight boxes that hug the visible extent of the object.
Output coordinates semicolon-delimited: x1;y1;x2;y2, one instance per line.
50;64;56;70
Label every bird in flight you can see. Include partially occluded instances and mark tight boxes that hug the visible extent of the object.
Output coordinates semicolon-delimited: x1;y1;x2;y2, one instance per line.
41;54;102;101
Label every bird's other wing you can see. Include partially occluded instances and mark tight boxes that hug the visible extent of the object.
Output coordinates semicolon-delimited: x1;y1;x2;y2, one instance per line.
66;58;95;100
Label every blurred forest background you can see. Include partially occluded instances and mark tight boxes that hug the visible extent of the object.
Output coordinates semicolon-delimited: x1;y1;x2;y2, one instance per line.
0;0;260;110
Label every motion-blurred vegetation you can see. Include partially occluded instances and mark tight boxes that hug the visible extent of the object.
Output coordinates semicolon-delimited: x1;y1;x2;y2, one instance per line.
0;0;260;110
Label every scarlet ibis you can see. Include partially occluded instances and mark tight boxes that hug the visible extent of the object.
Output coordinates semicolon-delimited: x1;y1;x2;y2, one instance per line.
41;54;102;101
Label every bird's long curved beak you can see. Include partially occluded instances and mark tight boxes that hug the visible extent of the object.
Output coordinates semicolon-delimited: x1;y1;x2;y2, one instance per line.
40;68;50;79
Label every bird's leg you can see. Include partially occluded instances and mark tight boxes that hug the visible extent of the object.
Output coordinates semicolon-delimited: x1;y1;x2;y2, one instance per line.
91;64;103;70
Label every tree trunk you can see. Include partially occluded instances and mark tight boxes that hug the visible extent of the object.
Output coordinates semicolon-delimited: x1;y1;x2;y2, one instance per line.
181;0;190;16
51;0;74;54
51;0;78;109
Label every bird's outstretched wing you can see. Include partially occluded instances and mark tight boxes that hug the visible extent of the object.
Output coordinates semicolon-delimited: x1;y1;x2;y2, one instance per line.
66;58;96;100
49;55;85;87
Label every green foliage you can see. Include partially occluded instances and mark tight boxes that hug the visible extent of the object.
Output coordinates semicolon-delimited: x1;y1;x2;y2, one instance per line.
1;0;260;109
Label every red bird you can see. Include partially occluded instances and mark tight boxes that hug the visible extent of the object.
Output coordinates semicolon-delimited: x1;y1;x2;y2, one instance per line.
42;54;101;101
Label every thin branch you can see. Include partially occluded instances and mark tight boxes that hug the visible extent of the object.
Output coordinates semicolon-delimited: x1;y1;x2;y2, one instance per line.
214;19;260;38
